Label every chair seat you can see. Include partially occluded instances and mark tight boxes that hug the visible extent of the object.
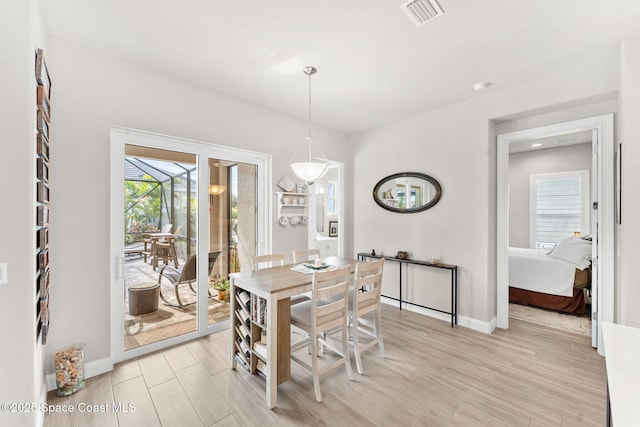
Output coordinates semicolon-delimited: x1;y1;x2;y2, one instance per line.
291;292;311;306
290;300;344;329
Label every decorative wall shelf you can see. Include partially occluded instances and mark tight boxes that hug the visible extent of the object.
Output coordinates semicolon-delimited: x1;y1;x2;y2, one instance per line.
275;191;307;226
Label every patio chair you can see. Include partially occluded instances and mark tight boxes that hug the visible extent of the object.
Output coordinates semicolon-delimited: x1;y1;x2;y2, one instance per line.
142;223;172;263
155;225;181;268
157;254;196;307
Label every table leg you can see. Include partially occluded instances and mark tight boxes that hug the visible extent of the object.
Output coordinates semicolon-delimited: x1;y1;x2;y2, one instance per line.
170;239;178;268
266;294;278;409
229;282;238;369
152;241;158;271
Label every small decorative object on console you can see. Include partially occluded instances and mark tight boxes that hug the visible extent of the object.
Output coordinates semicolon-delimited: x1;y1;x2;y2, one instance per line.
396;251;408;260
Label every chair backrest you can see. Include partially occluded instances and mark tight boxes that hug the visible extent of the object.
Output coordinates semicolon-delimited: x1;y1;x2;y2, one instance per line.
208;251;221;276
253;253;284;271
292;248;320;263
311;266;351;332
180;255;197;283
353;258;385;315
158;225;181;244
160;223;173;234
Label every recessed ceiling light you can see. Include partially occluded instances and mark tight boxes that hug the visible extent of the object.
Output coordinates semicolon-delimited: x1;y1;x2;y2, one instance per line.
531;143;542;148
472;81;491;91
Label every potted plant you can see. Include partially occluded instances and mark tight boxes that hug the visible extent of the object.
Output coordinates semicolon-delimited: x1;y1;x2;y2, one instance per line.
212;279;230;301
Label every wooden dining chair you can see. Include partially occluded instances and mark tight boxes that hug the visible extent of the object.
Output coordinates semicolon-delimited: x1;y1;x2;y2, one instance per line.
252;253;284;271
350;258;386;374
290;266;354;402
253;253;310;306
292;248;320;263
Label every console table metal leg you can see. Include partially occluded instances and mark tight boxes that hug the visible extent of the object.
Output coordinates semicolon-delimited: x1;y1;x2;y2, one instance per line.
451;268;457;327
399;262;403;310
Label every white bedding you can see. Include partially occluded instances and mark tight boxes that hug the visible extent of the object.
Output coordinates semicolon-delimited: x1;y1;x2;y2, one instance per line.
508;247;576;297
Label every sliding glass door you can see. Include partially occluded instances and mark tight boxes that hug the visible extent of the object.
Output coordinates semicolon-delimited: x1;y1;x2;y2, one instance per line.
206;159;257;326
110;128;270;362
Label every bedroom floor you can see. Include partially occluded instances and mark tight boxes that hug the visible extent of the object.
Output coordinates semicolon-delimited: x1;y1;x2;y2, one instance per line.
509;303;591;336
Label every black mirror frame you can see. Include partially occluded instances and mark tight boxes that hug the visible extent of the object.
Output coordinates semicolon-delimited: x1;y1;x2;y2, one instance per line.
372;172;442;213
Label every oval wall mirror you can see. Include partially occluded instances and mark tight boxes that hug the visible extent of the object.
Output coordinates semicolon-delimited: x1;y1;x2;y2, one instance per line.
372;172;442;213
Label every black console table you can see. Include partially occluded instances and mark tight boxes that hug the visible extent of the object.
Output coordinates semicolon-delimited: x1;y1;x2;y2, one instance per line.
357;252;458;327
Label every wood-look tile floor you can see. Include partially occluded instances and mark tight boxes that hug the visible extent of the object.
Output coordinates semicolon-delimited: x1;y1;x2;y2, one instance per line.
44;305;606;426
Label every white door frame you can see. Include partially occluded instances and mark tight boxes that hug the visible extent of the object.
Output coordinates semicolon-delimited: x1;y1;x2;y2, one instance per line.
110;127;271;363
307;161;345;257
496;114;614;355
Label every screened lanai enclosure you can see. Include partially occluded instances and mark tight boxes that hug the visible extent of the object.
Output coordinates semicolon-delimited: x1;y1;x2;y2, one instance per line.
120;144;256;352
124;155;197;259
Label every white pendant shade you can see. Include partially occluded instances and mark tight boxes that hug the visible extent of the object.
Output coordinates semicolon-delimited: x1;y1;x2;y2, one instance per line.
290;161;328;186
289;65;330;186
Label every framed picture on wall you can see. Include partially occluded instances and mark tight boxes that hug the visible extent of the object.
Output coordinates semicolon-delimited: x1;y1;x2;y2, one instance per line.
328;220;338;237
37;205;49;226
37;110;49;141
37;85;51;122
37;227;48;251
37;134;49;161
37;157;49;183
37;182;50;203
38;250;49;273
37;269;49;296
35;48;52;98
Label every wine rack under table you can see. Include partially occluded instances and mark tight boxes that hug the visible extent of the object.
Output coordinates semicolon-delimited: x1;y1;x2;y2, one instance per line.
230;285;290;387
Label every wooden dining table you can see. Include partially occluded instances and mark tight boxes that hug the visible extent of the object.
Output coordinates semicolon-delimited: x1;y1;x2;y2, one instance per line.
229;256;357;408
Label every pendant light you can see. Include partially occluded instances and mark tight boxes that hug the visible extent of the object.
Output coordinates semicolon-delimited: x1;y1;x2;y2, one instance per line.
289;66;329;186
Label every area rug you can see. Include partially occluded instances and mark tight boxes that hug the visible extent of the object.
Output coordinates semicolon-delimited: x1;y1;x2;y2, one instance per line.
509;303;591;336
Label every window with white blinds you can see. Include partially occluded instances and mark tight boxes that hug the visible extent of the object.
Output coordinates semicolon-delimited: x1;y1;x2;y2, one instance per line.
529;170;590;249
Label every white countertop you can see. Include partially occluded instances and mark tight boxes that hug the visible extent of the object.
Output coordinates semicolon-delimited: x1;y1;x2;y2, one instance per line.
601;321;640;426
315;235;337;242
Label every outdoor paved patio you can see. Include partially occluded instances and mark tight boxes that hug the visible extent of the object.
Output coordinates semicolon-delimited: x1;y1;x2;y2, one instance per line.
123;252;229;350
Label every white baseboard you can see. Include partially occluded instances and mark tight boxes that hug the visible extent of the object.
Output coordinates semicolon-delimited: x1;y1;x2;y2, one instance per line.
45;357;113;392
381;297;496;334
458;315;497;334
36;385;47;427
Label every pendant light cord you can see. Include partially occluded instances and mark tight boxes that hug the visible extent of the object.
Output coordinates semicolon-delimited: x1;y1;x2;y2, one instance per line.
307;69;312;140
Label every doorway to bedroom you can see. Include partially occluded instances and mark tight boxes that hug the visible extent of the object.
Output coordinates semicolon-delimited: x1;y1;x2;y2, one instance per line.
507;132;593;337
497;114;615;353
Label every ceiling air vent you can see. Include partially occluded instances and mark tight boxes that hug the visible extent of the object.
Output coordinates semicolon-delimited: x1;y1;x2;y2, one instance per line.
401;0;444;27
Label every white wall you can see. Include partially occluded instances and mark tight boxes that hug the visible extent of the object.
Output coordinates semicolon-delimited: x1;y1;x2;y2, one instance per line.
43;37;349;374
618;36;640;327
351;59;618;329
509;143;593;248
0;1;47;425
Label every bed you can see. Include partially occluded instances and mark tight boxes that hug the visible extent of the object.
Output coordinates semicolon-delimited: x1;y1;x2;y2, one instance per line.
509;237;592;315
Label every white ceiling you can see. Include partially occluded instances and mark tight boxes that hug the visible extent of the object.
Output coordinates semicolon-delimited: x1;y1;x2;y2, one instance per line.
509;130;592;154
43;0;640;135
